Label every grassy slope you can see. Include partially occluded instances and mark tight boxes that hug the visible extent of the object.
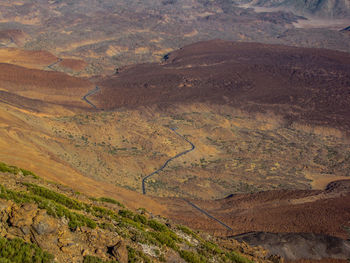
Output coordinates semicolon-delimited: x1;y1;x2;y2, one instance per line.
0;161;266;263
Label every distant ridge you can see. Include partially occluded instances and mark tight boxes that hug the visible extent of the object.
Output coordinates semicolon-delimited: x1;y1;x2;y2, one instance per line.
237;0;350;18
95;40;350;133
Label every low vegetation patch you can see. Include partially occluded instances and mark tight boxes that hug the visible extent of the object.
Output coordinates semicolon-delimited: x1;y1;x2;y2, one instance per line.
0;162;255;263
24;183;86;211
0;184;96;230
0;162;39;179
0;237;54;263
98;197;125;208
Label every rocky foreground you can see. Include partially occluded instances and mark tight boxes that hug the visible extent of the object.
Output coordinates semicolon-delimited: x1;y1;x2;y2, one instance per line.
0;161;275;263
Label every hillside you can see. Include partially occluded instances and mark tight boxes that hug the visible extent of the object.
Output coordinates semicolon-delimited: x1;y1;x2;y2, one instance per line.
95;40;350;133
0;39;349;262
0;161;272;263
0;0;350;76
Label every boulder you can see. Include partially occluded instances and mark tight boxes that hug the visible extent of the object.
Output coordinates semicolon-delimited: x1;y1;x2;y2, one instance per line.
9;203;37;227
110;240;128;263
32;211;58;235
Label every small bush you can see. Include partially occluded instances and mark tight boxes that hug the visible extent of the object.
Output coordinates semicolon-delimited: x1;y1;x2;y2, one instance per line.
226;252;253;263
202;241;223;254
0;184;96;230
133;214;147;224
118;209;134;219
0;237;54;263
98;197;124;208
0;162;19;175
150;232;178;250
148;220;167;232
0;162;39;179
24;183;85;211
127;246;151;263
20;169;39;179
177;225;200;240
179;250;206;263
92;206;115;218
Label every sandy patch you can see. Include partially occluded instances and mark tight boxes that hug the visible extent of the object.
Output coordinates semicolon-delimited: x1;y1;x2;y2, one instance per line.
304;171;349;190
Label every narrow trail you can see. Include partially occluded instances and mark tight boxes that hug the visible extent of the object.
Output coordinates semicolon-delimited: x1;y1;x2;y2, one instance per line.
82;86;100;109
183;199;233;231
48;59;100;109
80;89;233;232
142;128;233;232
142;127;195;194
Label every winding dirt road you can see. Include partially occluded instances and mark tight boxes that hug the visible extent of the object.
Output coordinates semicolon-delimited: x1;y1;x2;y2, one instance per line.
142;127;195;194
47;58;63;70
82;86;100;109
81;88;234;232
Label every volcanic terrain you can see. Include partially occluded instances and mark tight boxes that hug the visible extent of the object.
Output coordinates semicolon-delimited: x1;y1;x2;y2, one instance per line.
0;0;349;76
0;36;349;262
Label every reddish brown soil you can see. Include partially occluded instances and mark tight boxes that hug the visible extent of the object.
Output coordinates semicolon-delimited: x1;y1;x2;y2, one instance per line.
0;48;58;70
0;63;94;109
95;40;350;133
59;58;88;71
161;180;350;239
0;29;27;45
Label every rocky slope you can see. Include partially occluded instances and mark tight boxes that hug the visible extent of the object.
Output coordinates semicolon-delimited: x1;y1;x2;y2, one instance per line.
233;232;350;261
0;38;349;262
0;161;272;263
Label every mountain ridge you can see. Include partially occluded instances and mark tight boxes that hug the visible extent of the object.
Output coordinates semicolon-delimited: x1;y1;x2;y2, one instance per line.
237;0;350;18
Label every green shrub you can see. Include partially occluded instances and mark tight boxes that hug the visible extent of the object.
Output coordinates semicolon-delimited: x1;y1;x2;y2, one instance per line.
0;237;54;263
150;232;178;250
130;230;159;246
98;197;124;208
202;241;223;254
24;183;85;211
179;250;206;263
118;209;134;219
0;162;19;175
133;214;147;224
127;246;151;263
20;169;39;179
92;206;115;218
177;225;200;240
226;252;253;263
148;220;167;232
0;162;38;179
119;217;144;231
0;184;96;230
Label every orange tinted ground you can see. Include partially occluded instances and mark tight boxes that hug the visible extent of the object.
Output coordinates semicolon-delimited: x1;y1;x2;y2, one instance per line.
0;40;349;261
0;101;168;214
0;48;58;69
59;58;88;71
0;63;93;108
